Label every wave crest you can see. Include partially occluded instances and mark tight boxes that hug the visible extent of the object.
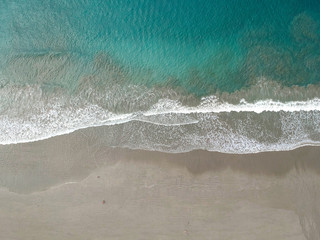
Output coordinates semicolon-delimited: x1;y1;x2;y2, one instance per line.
0;76;320;154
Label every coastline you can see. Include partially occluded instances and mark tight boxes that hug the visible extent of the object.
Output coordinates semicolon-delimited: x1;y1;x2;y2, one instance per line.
2;0;320;239
0;128;319;239
1;125;320;193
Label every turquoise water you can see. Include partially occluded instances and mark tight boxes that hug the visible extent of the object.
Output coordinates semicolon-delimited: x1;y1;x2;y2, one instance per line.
1;0;320;152
2;0;320;93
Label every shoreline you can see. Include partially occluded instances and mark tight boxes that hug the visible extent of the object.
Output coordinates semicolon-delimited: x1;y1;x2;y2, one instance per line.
0;137;319;239
0;124;320;194
0;125;319;239
1;121;320;154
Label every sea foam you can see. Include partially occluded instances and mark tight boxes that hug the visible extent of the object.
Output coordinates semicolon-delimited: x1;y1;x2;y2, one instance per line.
1;84;320;154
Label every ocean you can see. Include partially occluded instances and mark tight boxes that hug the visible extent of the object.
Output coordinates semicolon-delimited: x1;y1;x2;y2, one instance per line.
1;0;320;153
2;2;320;239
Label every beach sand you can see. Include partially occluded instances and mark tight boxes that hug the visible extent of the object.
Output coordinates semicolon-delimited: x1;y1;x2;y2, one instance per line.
0;126;319;240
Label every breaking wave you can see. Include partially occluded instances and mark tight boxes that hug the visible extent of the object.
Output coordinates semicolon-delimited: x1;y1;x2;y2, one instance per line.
0;77;319;154
2;0;320;154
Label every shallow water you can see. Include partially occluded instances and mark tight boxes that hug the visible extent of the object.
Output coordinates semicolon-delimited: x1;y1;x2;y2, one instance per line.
1;2;320;238
1;0;320;153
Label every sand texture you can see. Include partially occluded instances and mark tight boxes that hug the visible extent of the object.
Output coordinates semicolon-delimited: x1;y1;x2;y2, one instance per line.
0;127;319;240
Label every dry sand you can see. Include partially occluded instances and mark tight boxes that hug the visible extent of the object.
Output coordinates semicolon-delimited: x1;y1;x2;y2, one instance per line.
0;126;319;240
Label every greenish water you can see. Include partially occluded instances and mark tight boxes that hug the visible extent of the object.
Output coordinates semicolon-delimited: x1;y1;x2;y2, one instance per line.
1;0;320;152
2;0;320;94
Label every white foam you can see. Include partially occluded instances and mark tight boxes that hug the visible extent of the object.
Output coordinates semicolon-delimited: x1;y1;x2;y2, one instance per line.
144;97;320;116
1;92;320;154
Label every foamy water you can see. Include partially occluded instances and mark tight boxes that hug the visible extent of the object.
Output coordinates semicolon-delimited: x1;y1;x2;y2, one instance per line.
1;0;320;153
1;84;319;154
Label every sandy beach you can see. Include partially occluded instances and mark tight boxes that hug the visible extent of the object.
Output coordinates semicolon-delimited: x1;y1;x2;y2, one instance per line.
0;126;319;240
2;1;320;239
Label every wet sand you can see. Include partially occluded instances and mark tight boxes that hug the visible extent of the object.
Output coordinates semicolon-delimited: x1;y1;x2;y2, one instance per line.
0;126;319;239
